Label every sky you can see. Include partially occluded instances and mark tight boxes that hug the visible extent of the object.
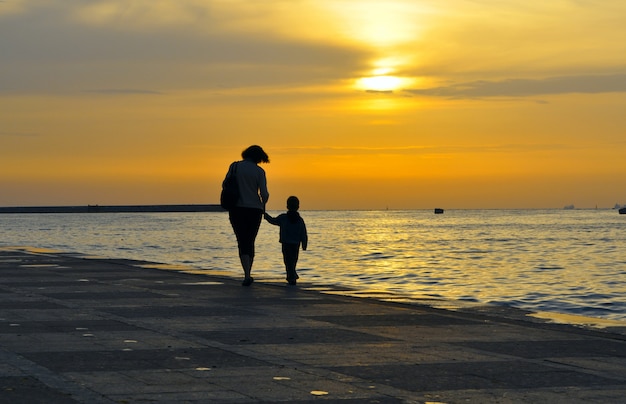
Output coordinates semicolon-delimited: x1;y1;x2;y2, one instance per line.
2;0;626;210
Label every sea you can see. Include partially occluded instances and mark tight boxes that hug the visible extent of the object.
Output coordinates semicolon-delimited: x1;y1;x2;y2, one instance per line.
1;209;625;329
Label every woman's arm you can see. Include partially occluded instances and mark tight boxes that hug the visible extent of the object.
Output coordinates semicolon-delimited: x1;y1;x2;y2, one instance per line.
259;170;269;206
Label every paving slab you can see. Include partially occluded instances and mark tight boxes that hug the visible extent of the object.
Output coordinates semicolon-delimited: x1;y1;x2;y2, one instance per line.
1;247;626;403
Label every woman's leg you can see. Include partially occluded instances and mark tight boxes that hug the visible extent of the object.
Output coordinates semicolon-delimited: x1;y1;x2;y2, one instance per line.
240;254;252;279
230;208;262;283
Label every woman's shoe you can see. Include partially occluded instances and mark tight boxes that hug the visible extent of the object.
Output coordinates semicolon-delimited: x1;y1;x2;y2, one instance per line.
242;277;254;286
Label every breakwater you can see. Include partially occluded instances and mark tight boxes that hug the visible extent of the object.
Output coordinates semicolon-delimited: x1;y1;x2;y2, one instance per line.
0;204;224;214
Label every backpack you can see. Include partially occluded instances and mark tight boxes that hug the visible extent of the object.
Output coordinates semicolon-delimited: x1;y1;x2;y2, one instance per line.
220;162;239;210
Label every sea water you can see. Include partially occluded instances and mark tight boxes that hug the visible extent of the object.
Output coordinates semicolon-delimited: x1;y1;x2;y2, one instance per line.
1;209;625;325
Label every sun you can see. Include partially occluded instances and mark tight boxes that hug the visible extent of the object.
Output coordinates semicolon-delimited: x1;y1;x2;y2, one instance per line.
357;75;403;92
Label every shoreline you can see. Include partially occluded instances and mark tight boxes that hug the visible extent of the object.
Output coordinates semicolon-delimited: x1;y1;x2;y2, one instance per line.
5;245;626;335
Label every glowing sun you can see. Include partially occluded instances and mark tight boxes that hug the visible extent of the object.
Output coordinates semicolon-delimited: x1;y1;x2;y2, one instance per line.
357;75;403;92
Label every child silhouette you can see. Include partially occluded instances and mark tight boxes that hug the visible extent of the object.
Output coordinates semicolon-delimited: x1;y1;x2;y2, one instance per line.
264;196;308;285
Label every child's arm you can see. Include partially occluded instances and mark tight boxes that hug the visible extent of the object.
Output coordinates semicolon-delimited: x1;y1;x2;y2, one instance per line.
301;220;308;251
264;212;279;225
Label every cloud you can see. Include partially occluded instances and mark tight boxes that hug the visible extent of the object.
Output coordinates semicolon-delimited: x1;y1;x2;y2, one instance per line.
83;89;163;95
0;0;368;94
0;131;39;137
405;73;626;98
0;0;25;15
271;143;572;156
365;89;394;94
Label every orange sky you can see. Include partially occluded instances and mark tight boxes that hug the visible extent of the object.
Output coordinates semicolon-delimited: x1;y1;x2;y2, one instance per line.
2;1;626;210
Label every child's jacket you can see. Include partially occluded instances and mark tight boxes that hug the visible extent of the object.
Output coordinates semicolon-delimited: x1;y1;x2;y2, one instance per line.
266;213;308;250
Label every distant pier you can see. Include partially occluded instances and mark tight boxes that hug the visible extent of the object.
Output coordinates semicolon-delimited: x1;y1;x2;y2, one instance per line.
0;204;224;214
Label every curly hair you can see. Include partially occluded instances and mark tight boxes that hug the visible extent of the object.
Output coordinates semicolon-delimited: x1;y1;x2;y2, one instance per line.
241;145;270;163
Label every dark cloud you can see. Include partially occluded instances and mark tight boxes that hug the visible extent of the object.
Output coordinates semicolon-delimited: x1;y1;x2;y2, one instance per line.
0;3;368;94
83;89;163;95
0;131;39;137
405;73;626;98
365;89;394;94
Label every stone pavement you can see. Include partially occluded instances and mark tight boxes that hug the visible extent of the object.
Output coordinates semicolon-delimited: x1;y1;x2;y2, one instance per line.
1;248;626;403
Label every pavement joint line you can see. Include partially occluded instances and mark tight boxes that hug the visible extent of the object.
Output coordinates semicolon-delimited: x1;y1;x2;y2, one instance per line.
541;358;626;382
0;347;115;403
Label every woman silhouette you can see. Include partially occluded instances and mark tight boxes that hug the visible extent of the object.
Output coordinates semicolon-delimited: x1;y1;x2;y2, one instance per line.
222;145;270;286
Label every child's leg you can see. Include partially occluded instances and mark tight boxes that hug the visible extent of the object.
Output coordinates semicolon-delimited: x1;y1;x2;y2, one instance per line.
282;243;300;283
281;252;291;280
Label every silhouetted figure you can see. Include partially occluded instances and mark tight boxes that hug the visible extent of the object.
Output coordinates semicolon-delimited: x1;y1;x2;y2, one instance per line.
264;196;308;285
223;145;270;286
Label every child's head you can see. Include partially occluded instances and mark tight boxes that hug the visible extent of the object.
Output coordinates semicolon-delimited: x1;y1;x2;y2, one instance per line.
286;196;300;211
